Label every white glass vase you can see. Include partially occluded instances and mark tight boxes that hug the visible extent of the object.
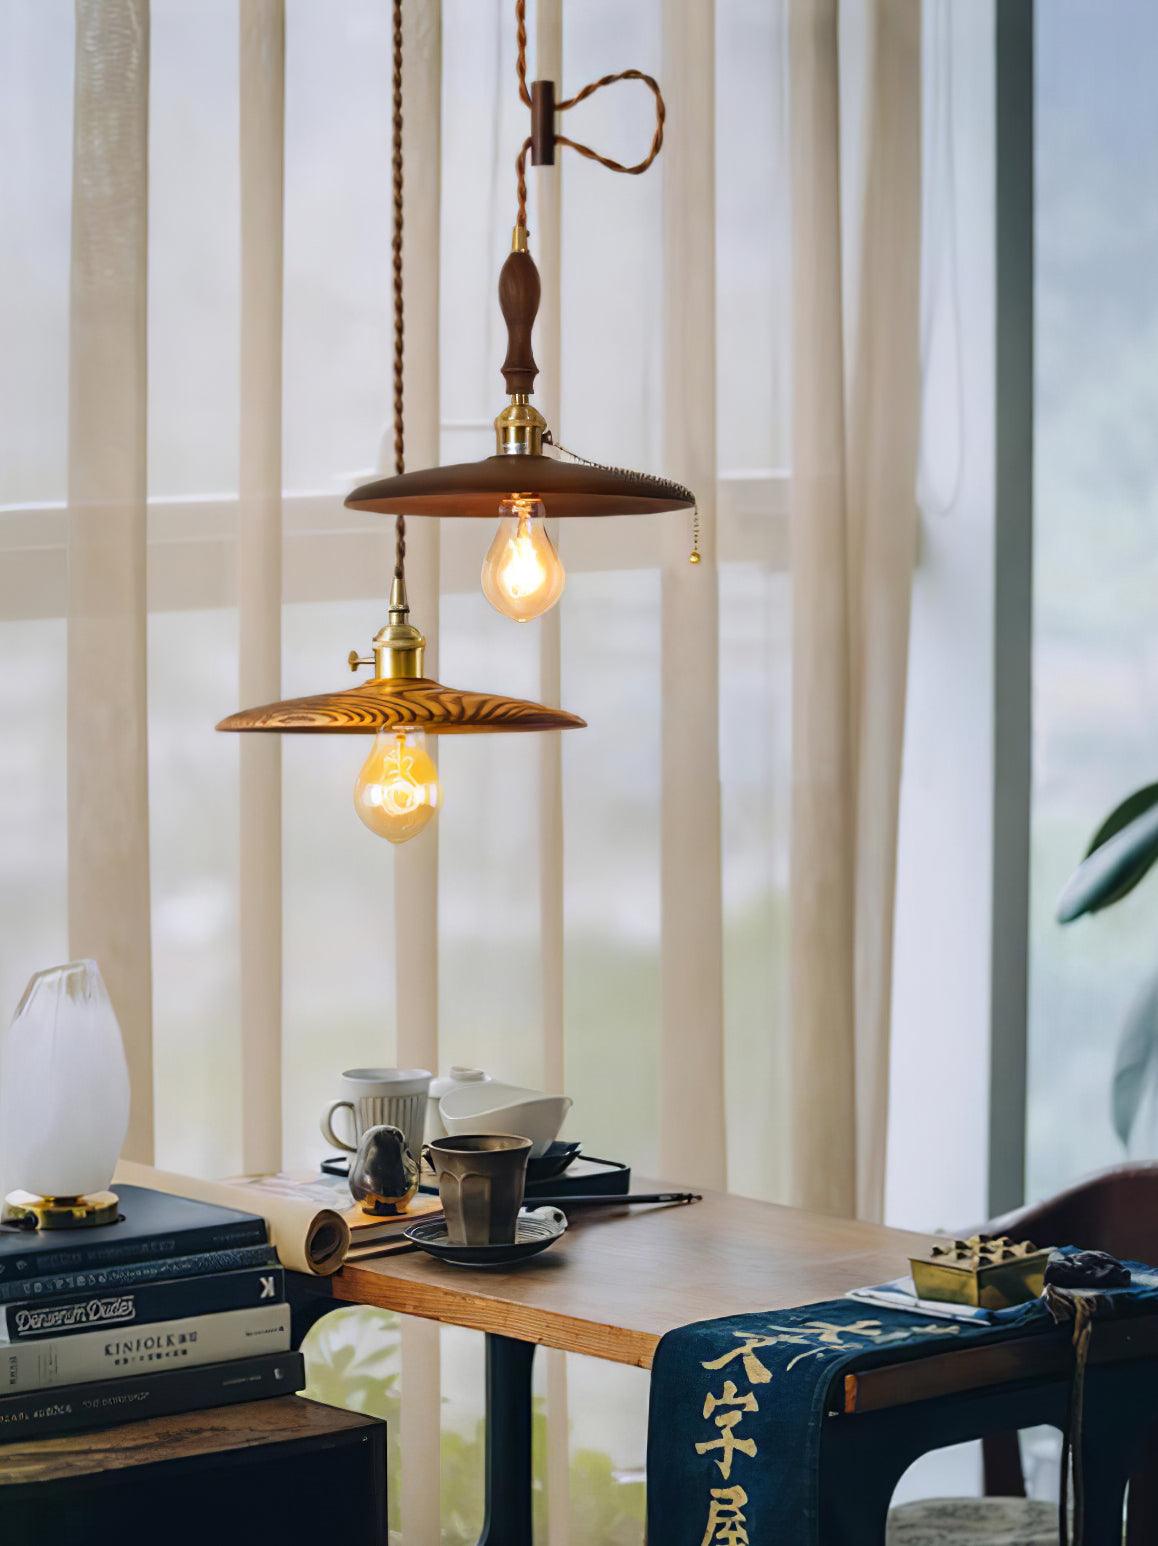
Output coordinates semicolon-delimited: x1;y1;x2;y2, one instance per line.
0;960;131;1201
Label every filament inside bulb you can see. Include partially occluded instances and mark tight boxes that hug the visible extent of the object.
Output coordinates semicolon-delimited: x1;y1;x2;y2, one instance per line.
353;726;440;844
481;497;565;621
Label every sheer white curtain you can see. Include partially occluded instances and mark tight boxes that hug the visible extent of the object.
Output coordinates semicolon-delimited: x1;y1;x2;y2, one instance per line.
0;0;956;1538
788;0;922;1223
67;0;154;1163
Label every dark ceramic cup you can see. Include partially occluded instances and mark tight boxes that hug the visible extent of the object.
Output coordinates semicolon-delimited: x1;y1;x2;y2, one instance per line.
425;1134;533;1246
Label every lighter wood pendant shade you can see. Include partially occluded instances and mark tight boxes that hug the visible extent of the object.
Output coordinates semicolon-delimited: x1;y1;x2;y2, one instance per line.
217;578;584;846
216;576;584;738
216;680;585;736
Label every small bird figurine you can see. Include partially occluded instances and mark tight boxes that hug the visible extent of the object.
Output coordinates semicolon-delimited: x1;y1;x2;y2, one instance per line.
349;1124;420;1216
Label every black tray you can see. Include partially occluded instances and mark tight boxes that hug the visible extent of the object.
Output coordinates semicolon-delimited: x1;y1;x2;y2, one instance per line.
324;1147;632;1198
525;1152;630;1197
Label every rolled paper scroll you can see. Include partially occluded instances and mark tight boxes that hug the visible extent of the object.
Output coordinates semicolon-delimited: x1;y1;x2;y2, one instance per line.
113;1159;350;1276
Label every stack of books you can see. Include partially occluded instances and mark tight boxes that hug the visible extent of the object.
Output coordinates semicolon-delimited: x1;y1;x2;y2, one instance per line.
0;1184;302;1441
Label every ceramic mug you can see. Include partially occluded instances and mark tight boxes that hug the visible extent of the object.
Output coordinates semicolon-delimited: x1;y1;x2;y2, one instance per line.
320;1068;431;1164
424;1134;532;1246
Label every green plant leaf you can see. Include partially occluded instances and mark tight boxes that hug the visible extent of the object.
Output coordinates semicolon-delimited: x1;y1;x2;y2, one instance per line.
1112;968;1158;1148
1087;781;1158;857
1056;792;1158;922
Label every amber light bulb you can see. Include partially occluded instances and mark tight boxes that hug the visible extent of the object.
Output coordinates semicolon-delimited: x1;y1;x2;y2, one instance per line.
481;496;565;622
354;726;439;844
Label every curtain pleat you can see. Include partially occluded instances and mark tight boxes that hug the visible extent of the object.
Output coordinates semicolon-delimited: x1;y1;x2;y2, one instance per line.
787;0;856;1219
788;0;922;1222
394;6;443;1544
238;0;285;1176
847;0;923;1221
533;6;573;1539
67;0;154;1163
659;0;726;1191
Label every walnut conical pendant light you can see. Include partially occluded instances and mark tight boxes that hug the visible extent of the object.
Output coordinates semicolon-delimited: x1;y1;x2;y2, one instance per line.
345;0;697;622
217;0;583;845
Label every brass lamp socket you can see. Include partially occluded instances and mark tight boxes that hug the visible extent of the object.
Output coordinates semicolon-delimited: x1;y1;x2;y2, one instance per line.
495;395;548;457
3;1189;121;1230
354;574;426;680
371;621;425;681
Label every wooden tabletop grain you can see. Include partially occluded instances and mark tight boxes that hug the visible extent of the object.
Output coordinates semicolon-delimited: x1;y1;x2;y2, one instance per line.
332;1183;938;1368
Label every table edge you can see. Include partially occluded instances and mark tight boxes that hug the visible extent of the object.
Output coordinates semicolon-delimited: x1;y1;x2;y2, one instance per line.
332;1268;659;1369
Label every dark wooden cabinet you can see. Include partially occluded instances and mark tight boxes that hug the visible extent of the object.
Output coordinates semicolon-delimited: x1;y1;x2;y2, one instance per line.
0;1395;387;1546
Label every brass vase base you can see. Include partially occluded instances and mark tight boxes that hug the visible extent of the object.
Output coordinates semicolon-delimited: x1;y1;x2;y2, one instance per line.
2;1189;121;1230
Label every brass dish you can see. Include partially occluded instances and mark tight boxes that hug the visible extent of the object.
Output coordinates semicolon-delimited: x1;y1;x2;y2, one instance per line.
910;1235;1053;1310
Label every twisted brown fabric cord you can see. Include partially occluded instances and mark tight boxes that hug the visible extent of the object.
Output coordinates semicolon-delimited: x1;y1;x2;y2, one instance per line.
512;0;666;229
515;0;532;107
1044;1285;1100;1546
391;0;405;583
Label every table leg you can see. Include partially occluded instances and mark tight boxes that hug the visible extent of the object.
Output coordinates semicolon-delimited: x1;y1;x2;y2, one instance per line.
479;1333;537;1546
1075;1360;1156;1546
1127;1420;1158;1545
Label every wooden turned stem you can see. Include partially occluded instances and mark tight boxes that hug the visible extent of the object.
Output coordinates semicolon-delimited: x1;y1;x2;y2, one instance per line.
499;247;541;396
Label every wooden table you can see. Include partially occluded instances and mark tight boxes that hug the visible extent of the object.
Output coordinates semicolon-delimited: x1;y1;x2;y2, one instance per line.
334;1182;933;1368
288;1185;1158;1545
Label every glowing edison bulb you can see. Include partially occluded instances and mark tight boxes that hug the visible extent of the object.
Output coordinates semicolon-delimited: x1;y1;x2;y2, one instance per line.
354;727;440;844
481;497;565;622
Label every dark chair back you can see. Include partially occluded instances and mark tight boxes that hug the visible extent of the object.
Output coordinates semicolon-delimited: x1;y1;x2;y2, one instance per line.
987;1162;1158;1268
978;1161;1158;1539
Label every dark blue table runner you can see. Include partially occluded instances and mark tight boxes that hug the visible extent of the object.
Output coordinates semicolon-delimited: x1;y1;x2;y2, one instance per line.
646;1259;1158;1545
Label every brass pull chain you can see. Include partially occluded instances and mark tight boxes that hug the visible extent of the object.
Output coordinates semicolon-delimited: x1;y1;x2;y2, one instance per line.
543;434;695;507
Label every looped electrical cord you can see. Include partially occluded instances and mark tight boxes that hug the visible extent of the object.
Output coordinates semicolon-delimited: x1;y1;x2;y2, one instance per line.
512;0;666;229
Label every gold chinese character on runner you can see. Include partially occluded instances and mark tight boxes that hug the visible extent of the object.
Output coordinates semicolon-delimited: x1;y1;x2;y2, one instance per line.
703;1379;759;1421
699;1484;750;1546
750;1317;959;1370
695;1386;759;1481
701;1333;782;1385
765;1318;902;1347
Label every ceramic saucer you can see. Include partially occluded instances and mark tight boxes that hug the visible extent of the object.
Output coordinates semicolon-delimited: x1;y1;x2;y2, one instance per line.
404;1207;567;1268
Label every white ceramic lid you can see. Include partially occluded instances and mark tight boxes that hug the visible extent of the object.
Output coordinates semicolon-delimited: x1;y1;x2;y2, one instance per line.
429;1065;492;1099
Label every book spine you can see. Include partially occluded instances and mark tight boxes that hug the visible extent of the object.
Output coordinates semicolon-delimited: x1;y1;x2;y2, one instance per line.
1;1266;285;1343
0;1302;290;1394
0;1350;305;1441
0;1244;279;1305
0;1219;269;1282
